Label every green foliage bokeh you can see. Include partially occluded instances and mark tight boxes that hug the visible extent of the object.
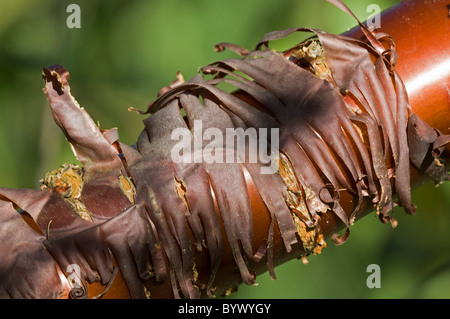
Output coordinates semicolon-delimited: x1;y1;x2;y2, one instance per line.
0;0;448;298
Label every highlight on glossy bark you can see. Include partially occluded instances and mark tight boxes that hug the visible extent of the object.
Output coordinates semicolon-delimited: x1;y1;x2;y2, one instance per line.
0;0;449;299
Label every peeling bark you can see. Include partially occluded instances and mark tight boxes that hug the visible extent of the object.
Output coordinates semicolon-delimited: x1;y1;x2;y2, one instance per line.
0;0;448;299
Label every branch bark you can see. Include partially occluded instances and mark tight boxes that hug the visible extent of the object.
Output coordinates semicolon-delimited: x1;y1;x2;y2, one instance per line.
125;0;450;298
0;0;448;299
190;0;450;298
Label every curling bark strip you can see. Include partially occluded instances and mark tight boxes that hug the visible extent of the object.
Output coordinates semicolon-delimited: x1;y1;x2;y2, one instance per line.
0;0;449;298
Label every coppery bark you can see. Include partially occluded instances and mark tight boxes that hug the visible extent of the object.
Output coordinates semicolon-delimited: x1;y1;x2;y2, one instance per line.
0;0;448;299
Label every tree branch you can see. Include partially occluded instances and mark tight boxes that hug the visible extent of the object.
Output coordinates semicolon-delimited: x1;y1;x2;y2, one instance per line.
0;0;448;299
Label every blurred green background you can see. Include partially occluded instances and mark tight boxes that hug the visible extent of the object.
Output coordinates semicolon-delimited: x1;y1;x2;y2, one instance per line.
0;0;449;298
